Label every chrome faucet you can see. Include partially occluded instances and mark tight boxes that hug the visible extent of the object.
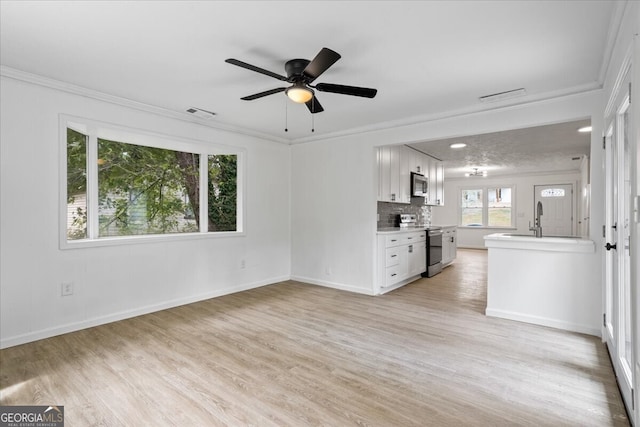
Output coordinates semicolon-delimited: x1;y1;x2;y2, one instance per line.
529;201;543;238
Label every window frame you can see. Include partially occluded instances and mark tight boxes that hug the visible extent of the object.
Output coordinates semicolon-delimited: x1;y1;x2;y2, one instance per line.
458;184;516;229
59;114;246;249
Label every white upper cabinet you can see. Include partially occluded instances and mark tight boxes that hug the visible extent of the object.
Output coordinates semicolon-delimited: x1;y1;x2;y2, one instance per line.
423;153;444;206
406;147;425;175
398;146;411;203
377;145;409;204
435;160;445;206
377;145;444;205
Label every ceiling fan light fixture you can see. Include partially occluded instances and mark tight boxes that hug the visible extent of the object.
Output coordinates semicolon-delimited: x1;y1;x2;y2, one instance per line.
465;168;487;177
286;83;313;103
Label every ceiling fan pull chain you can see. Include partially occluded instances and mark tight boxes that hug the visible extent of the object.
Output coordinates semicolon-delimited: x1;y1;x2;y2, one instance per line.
284;99;288;132
311;98;315;132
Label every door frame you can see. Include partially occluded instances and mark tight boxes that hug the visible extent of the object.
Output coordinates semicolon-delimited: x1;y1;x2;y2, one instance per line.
533;183;574;236
604;63;635;419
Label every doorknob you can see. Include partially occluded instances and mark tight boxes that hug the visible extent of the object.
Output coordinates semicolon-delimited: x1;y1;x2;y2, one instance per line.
605;242;617;251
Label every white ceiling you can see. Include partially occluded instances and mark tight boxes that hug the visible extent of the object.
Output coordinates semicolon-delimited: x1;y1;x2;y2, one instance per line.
409;118;592;178
0;1;620;174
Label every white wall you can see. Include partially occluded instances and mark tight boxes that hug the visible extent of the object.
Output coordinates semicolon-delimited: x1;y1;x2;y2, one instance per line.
432;171;582;248
291;91;603;297
290;137;378;294
0;76;291;348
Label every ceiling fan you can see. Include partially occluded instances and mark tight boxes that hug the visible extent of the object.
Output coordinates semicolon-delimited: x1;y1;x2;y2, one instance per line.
225;47;377;114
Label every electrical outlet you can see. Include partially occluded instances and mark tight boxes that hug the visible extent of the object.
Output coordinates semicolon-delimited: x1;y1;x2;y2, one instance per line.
61;282;73;296
240;259;246;269
325;267;332;276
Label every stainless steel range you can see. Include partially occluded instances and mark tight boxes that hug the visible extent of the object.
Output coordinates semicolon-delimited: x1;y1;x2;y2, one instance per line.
423;226;443;277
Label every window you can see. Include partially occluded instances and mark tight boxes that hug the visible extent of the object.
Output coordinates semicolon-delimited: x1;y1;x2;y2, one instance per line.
487;187;512;227
541;188;565;197
460;189;483;226
62;116;243;247
460;186;514;228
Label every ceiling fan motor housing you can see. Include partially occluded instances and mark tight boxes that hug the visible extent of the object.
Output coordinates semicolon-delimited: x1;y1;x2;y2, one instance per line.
285;59;311;81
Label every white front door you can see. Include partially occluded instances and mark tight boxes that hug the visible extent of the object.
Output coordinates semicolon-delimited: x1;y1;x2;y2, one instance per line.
604;68;634;417
534;184;573;236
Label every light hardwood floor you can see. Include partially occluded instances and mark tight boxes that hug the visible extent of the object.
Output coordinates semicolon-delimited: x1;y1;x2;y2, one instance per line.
0;249;630;426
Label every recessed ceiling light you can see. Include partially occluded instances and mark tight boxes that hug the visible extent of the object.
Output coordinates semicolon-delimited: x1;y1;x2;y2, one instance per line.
578;126;592;133
450;143;467;149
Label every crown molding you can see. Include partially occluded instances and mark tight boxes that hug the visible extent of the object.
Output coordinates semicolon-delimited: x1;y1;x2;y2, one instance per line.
0;65;603;147
598;0;629;85
0;66;289;145
291;81;602;145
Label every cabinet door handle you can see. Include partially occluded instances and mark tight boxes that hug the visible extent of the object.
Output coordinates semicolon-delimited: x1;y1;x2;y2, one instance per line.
390;239;397;243
408;245;413;253
390;254;397;258
407;237;413;240
391;273;397;277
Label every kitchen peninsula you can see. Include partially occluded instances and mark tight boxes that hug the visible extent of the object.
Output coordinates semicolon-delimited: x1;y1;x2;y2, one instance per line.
484;233;599;335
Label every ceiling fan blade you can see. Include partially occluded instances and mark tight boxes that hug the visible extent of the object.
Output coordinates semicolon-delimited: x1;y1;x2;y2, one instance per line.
305;96;324;114
240;87;286;100
225;58;288;81
303;48;341;83
315;83;377;98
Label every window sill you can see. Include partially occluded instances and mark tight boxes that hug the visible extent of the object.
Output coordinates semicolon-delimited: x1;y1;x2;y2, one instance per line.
61;230;245;250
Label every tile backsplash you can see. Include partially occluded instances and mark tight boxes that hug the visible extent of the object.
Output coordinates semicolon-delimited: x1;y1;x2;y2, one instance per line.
377;198;432;228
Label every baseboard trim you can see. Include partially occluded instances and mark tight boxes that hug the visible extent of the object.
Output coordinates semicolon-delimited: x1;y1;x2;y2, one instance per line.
457;245;488;250
0;275;289;349
290;275;375;296
485;308;601;337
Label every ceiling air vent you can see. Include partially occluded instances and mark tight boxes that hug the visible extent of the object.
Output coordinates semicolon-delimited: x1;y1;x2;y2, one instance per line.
186;107;217;119
479;88;526;103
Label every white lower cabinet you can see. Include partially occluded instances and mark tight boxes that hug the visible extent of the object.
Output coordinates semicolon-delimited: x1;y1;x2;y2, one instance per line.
442;227;457;266
376;230;427;294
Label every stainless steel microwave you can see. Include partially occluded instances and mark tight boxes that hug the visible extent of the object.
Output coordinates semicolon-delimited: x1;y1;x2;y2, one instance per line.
411;172;428;197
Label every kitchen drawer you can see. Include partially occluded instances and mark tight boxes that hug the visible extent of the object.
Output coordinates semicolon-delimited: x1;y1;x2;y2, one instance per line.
385;246;402;267
384;265;403;287
403;231;426;244
385;234;404;248
384;230;426;248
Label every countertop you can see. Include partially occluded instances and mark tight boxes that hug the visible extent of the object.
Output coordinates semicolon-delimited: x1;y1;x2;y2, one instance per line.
484;232;595;253
376;225;457;234
377;226;427;234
